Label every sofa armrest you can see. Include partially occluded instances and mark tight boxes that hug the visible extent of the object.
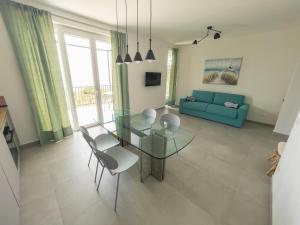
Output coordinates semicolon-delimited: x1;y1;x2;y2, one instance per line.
179;98;186;104
179;98;186;113
238;104;249;120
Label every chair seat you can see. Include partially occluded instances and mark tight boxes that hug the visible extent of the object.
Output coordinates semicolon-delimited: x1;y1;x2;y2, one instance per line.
105;146;139;174
95;134;120;152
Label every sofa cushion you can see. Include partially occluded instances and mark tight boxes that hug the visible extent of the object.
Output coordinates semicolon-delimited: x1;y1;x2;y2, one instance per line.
192;90;215;103
206;104;238;119
213;92;245;106
183;101;208;111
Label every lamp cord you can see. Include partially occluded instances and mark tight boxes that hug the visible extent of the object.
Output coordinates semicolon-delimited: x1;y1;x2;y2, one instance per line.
149;0;152;49
116;0;120;55
125;0;129;53
136;0;139;51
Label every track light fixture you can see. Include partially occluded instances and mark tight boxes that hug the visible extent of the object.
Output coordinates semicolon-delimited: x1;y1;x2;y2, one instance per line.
193;26;222;45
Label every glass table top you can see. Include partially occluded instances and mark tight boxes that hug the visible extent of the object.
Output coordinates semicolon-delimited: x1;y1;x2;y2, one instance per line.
95;112;194;159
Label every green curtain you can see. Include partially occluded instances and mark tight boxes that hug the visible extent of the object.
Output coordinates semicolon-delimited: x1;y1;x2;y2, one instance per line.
0;0;73;144
166;48;178;106
110;31;130;139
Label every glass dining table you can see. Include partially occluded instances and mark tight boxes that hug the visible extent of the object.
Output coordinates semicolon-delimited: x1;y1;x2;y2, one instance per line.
95;111;194;181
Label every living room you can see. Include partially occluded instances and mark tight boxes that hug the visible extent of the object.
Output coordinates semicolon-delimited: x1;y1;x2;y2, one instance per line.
0;1;300;225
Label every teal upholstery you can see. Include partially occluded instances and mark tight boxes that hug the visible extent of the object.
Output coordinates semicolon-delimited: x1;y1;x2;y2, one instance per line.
206;104;237;119
192;90;214;103
213;93;245;106
179;90;249;127
183;102;208;111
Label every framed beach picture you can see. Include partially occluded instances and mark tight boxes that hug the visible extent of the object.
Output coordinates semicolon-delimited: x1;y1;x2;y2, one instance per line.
203;58;243;85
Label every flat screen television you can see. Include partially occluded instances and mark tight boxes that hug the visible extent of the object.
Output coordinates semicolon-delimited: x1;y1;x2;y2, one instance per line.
145;72;161;86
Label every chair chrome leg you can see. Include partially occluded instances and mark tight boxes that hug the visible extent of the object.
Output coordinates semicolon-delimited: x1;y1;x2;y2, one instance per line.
95;161;99;183
97;167;105;192
88;151;93;167
114;174;120;212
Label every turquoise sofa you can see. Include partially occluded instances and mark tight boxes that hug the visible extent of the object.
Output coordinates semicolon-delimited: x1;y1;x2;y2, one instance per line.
179;90;249;127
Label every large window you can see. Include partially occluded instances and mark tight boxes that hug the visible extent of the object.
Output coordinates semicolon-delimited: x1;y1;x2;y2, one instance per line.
96;41;114;123
165;50;173;101
55;26;113;129
64;34;98;126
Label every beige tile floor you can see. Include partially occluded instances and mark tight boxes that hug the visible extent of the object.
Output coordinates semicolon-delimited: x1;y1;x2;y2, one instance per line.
20;108;286;225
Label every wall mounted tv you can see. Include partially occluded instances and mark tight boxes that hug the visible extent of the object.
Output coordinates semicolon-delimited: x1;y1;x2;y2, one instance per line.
145;72;161;86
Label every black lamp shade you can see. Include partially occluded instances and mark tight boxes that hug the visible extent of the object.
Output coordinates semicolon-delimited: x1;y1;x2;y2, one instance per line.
134;51;143;63
192;40;198;45
214;33;221;39
124;53;132;64
116;54;123;65
145;49;156;62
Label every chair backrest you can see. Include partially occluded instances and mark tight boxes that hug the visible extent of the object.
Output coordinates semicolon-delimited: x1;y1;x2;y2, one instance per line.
160;113;180;132
80;127;96;151
143;108;157;119
90;142;118;171
143;108;157;125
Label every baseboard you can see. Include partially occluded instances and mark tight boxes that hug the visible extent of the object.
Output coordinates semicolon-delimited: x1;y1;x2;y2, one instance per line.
273;129;290;136
272;131;289;139
245;119;274;127
20;140;40;150
270;177;273;225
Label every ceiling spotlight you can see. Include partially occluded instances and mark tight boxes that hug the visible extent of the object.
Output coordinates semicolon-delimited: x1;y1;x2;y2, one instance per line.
214;32;221;39
192;26;222;44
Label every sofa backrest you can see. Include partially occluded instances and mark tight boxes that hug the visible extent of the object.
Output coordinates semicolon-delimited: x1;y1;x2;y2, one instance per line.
192;90;215;103
213;92;245;106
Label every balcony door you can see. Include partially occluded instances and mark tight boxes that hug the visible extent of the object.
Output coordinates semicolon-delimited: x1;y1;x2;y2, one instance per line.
56;26;114;129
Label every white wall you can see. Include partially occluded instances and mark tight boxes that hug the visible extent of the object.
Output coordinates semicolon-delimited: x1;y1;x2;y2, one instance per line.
274;59;300;135
127;32;170;112
0;15;38;144
272;110;300;225
176;27;300;125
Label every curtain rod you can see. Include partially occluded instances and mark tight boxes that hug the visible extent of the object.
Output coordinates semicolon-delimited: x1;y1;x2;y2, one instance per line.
51;13;113;33
14;0;114;33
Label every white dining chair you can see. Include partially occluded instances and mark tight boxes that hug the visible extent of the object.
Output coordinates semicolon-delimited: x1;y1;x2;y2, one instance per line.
87;136;139;212
143;108;157;120
80;126;120;182
142;108;157;130
160;113;181;154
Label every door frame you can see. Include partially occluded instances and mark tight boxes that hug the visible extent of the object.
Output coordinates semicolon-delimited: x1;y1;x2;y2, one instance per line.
55;25;111;130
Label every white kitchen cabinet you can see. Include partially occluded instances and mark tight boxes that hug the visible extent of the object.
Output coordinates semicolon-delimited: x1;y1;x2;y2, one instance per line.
0;165;19;225
0;107;20;225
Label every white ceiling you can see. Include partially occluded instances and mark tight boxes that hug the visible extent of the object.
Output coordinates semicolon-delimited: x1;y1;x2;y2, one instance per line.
35;0;300;44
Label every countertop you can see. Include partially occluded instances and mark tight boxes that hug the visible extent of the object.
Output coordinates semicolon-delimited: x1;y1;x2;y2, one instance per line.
0;107;7;129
